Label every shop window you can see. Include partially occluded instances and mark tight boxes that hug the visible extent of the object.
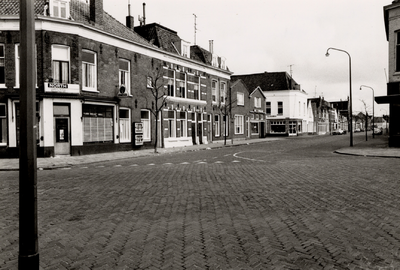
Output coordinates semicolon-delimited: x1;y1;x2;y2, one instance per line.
251;122;259;134
141;109;151;142
82;104;113;143
234;115;244;134
52;45;70;84
119;109;130;143
82;50;97;91
0;104;7;145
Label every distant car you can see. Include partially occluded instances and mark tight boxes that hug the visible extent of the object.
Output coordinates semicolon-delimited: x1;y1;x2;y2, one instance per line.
332;129;344;135
354;128;361;132
374;128;383;135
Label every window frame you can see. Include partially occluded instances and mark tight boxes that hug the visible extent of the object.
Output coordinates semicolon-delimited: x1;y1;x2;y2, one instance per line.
50;0;70;19
254;97;261;108
52;45;70;84
0;103;7;146
141;109;151;142
214;114;220;137
237;92;244;106
82;50;97;92
266;101;271;115
220;81;226;104
119;108;131;143
234;115;244;134
397;32;400;72
0;44;5;87
212;80;218;102
119;58;131;95
278;101;283;115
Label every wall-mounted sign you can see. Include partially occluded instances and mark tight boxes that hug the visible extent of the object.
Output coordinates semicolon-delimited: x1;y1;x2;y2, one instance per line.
44;83;79;94
135;122;143;134
135;135;143;146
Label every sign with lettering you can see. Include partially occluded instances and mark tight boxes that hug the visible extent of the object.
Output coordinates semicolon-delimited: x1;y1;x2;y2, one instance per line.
44;83;79;94
135;135;143;146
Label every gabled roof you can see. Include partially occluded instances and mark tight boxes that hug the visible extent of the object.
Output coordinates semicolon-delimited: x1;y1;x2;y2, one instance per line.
0;0;152;47
134;23;181;54
231;72;300;92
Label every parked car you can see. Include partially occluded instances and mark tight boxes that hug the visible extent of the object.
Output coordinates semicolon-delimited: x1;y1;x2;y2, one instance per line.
354;128;361;132
373;127;383;135
332;129;344;135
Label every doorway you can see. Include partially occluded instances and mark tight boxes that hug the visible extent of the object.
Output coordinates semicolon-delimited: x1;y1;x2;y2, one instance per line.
54;104;70;155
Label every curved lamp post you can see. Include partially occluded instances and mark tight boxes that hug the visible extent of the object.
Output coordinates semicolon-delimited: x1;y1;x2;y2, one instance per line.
325;47;353;146
360;85;375;138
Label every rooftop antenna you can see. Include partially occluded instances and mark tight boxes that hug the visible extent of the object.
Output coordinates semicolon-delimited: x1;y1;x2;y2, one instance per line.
288;64;294;78
193;14;197;45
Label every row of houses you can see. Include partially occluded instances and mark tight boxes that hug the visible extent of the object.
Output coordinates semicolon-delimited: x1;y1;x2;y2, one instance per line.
0;0;350;158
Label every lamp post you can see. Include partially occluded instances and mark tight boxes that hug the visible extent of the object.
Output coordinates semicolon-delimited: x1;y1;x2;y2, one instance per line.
325;47;353;146
360;85;375;138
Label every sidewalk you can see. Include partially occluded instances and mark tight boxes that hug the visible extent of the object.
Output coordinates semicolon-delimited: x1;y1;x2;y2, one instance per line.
0;137;282;171
335;134;400;158
1;135;399;171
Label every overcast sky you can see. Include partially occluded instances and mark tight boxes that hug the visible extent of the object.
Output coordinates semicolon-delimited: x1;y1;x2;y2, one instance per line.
104;0;391;116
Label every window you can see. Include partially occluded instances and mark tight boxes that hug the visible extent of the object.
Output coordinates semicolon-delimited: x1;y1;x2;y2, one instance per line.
147;76;153;88
141;110;151;142
119;109;130;143
119;59;130;95
254;97;261;108
266;102;271;115
0;104;6;145
177;111;187;137
212;80;218;102
82;104;113;142
237;92;244;106
52;45;70;84
271;121;286;133
82;50;97;91
214;114;220;137
51;0;70;19
251;122;259;134
0;45;5;86
220;82;226;103
278;101;283;115
397;32;400;72
222;115;228;136
235;115;244;134
15;44;37;87
15;102;40;146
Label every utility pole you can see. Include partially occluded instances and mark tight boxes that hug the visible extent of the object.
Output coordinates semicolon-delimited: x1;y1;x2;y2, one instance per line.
19;0;39;269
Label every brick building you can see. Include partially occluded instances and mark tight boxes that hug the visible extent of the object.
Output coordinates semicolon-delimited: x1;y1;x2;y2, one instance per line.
0;0;231;157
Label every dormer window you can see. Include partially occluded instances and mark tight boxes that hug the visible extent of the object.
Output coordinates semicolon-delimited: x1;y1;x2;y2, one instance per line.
50;0;70;19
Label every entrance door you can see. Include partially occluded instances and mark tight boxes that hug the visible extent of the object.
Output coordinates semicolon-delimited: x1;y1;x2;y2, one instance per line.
54;117;70;155
198;122;203;144
260;122;265;138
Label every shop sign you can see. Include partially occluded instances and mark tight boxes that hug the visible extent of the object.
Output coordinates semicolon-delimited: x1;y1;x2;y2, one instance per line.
44;83;79;94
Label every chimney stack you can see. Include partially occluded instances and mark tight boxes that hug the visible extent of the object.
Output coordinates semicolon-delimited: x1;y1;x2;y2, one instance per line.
209;40;214;54
142;3;146;25
90;0;104;26
126;1;134;29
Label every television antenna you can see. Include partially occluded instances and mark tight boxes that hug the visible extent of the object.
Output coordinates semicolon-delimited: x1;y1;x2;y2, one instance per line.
193;14;197;45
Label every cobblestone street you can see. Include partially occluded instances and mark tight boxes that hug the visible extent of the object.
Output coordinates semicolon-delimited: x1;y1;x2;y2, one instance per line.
1;135;400;269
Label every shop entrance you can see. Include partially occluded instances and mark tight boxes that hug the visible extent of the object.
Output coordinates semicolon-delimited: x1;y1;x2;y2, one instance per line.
54;104;70;155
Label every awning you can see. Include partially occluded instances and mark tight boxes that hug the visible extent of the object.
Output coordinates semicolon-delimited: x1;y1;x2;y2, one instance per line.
375;94;400;104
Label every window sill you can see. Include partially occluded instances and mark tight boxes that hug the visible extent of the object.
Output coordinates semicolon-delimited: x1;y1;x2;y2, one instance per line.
0;84;6;88
82;88;99;93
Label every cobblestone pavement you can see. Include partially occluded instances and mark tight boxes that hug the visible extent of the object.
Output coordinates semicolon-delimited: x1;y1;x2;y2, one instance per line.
1;135;400;269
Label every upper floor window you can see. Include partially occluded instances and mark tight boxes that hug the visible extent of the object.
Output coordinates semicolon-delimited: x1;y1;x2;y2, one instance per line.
52;45;70;84
237;92;244;106
0;45;5;86
147;76;153;88
266;101;271;115
397;32;400;72
119;59;130;95
278;101;283;115
51;0;70;19
254;97;261;108
15;44;37;88
220;82;226;103
82;50;97;91
212;80;218;102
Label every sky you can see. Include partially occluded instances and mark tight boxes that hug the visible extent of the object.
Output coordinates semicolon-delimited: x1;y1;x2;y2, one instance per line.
104;0;391;116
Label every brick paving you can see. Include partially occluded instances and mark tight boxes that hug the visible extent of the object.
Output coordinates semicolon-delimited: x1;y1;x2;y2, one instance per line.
1;135;400;269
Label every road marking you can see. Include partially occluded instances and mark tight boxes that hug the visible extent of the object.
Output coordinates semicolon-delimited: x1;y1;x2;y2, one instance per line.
233;152;266;162
147;163;155;166
232;160;241;163
215;161;224;163
163;163;173;165
130;164;138;166
114;165;122;167
180;162;190;165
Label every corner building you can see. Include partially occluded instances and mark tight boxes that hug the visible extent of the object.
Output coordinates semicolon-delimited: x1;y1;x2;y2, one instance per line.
0;0;231;157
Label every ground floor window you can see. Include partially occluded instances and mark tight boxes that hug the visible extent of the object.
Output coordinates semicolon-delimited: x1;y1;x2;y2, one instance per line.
83;104;113;143
15;102;40;145
251;122;259;134
0;104;6;145
271;121;286;133
222;115;229;136
177;111;187;137
141;110;151;142
119;108;130;143
215;114;220;137
289;121;297;134
235;115;244;134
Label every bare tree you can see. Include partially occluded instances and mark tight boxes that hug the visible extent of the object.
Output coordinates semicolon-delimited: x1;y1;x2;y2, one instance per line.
146;65;168;153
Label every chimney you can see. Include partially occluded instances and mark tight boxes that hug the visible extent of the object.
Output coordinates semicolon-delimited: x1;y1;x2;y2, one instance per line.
126;1;134;29
209;40;214;54
90;0;104;26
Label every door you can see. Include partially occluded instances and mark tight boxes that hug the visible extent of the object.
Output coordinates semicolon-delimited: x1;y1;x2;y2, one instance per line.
54;117;70;155
260;122;265;138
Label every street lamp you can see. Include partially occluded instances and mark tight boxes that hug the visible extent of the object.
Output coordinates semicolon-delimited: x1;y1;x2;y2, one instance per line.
325;47;353;146
360;85;375;138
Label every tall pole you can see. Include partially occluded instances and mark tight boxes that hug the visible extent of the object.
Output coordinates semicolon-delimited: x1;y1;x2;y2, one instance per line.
19;0;39;269
360;85;375;138
325;47;353;146
193;14;197;45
